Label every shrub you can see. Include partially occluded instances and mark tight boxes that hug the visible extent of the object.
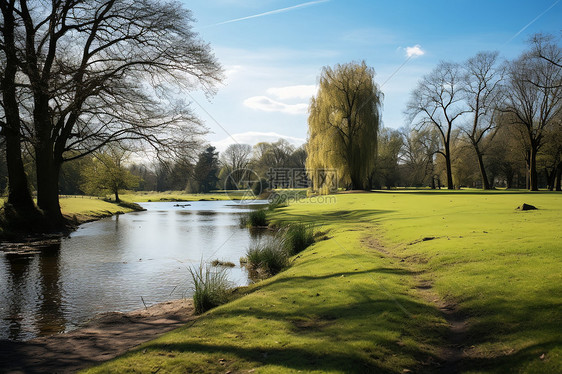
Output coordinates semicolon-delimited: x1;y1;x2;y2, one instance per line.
246;237;288;276
252;178;269;197
247;209;267;227
283;223;315;256
188;264;231;314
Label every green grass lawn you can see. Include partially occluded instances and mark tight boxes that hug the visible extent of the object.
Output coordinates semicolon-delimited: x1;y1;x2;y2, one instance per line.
83;191;561;373
58;196;140;222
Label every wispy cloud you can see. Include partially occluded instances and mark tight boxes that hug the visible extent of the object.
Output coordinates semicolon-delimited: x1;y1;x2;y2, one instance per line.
405;44;425;58
213;0;330;26
266;85;317;100
244;96;308;115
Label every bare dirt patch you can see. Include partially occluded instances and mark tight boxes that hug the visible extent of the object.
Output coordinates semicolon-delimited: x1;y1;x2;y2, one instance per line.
0;299;196;374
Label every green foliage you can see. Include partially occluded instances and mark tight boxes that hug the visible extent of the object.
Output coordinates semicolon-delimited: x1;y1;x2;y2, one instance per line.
307;61;382;191
191;146;219;193
246;209;267;227
282;223;315;256
245;236;289;276
188;264;230;315
251;177;268;197
373;128;404;189
81;149;140;202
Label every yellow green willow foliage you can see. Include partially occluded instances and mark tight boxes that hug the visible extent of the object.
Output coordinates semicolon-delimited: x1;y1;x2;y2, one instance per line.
307;61;382;192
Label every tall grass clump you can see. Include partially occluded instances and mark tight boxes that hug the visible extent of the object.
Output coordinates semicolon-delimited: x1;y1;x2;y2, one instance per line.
283;223;315;256
246;236;288;276
188;264;231;314
247;209;268;227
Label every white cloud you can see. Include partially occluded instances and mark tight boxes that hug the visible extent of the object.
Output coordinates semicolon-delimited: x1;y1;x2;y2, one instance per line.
405;44;425;58
243;96;308;115
212;131;306;153
266;85;317;100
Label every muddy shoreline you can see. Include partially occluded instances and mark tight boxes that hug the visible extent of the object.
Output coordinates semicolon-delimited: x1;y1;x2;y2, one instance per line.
0;298;195;374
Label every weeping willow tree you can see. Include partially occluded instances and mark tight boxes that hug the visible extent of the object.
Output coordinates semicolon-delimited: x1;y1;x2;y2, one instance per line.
307;61;382;192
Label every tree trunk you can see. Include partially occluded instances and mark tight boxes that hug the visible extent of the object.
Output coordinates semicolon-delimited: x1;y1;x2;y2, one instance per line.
554;162;562;191
444;145;454;190
114;190;120;203
4;133;36;212
1;2;38;216
35;140;64;224
474;146;491;190
529;146;539;191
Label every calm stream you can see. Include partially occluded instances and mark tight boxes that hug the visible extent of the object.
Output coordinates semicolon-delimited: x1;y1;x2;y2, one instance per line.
0;200;267;341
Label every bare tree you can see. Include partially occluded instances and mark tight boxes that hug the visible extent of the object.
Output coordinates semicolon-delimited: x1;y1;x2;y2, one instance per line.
462;51;504;189
406;62;469;189
501;39;562;191
400;127;440;188
220;143;252;189
0;0;222;224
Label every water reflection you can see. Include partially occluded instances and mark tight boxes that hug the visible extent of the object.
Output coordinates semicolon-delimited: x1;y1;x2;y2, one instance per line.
0;200;268;341
37;244;65;336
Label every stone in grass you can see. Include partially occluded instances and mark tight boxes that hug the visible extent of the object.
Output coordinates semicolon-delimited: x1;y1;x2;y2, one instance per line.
516;203;538;211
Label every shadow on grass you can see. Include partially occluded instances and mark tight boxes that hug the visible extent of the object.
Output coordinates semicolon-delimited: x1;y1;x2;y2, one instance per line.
272;208;394;227
371;189;562;196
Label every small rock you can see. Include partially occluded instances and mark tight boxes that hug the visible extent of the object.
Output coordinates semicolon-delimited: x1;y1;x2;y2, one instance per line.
517;203;537;211
540;353;546;360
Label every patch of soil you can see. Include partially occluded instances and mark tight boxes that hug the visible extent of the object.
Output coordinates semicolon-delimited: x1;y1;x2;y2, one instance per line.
0;299;196;374
414;280;469;374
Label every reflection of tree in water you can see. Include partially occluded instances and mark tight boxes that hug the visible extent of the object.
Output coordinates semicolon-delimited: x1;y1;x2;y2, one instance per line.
4;253;33;340
37;243;66;336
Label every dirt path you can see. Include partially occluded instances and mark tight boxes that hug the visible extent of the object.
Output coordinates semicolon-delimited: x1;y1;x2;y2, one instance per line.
415;280;469;373
361;233;470;373
0;299;196;374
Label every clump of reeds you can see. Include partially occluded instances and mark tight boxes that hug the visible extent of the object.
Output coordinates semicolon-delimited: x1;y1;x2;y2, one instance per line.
188;263;231;314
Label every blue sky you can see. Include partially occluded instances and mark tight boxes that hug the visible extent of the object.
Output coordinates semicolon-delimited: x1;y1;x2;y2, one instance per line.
181;0;562;151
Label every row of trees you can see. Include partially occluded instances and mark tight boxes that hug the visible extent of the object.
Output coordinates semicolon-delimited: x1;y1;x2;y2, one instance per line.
405;34;561;191
306;34;562;192
0;0;221;228
0;139;307;200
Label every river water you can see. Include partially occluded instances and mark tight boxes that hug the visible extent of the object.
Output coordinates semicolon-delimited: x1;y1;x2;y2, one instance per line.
0;200;268;341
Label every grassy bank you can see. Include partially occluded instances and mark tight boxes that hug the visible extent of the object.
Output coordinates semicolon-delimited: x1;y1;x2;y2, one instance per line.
59;197;143;224
0;196;142;238
84;191;561;373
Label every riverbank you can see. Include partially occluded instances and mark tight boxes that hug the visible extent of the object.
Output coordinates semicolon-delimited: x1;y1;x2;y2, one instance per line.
0;299;196;374
0;197;144;242
83;191;561;373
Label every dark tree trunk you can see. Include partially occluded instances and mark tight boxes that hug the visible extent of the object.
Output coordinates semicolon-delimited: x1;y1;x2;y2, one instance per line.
529;146;539;191
555;162;562;192
444;144;454;190
4;133;36;213
35;137;64;224
474;146;491;190
114;190;120;203
545;166;556;191
1;1;38;216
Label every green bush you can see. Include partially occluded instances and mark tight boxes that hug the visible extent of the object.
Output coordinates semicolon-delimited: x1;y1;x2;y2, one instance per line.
247;209;267;227
251;178;269;197
283;223;315;256
246;237;288;276
188;264;231;314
